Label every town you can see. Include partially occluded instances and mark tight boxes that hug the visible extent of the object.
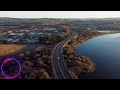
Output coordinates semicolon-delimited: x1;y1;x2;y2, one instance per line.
0;24;66;44
1;17;120;79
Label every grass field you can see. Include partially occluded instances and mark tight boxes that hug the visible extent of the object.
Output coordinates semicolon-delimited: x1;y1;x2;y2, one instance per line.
0;44;45;57
0;44;26;56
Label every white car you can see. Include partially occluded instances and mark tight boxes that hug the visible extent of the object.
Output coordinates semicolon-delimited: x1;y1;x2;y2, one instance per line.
58;57;60;59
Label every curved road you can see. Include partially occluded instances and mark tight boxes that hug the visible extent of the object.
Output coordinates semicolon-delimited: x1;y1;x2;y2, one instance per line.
52;32;77;79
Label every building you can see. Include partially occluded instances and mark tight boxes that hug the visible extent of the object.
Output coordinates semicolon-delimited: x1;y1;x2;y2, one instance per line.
43;27;56;31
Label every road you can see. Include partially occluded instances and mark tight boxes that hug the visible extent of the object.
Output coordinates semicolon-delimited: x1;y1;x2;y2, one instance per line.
52;32;77;79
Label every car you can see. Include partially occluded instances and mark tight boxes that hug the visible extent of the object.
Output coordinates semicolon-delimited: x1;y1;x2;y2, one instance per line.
58;57;59;59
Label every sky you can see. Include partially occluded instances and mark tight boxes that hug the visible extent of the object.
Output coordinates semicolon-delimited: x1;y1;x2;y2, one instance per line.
0;11;120;18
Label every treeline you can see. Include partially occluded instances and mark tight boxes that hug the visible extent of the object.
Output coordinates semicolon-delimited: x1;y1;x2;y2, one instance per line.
62;34;95;79
63;45;95;79
39;35;64;45
0;39;7;44
39;27;72;45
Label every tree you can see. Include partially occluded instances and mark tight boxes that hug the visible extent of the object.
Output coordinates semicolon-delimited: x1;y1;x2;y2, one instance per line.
83;63;95;72
22;65;29;74
23;61;33;67
18;53;25;60
65;46;74;55
39;69;51;79
75;60;83;69
66;59;76;67
71;38;77;44
25;51;31;56
69;54;74;59
69;66;82;76
0;39;6;44
36;60;46;67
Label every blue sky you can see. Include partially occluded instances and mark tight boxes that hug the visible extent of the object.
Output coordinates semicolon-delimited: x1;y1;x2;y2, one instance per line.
0;11;120;18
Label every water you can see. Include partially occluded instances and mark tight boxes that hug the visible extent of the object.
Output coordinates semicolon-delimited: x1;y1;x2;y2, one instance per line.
75;33;120;79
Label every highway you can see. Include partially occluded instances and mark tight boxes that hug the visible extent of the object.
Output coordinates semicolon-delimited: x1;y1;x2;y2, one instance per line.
52;32;77;79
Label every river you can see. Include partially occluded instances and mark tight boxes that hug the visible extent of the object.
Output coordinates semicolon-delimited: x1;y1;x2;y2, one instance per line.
75;33;120;79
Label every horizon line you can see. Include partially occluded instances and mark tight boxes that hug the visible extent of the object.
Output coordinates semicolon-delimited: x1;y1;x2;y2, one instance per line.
1;17;120;19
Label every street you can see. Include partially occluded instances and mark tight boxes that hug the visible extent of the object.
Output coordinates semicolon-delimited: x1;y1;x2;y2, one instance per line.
52;32;77;79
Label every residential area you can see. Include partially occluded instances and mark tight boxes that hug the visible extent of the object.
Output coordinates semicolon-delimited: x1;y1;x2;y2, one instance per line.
0;24;66;44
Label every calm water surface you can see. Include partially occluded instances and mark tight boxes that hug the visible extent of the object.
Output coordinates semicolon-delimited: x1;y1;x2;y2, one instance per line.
75;33;120;79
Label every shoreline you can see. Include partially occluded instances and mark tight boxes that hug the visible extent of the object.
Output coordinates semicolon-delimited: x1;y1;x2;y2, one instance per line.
74;32;120;62
62;31;120;78
74;32;120;51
